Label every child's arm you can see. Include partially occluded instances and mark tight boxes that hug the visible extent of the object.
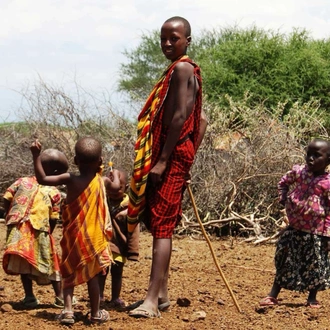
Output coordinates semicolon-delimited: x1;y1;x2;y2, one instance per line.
103;169;121;194
185;109;208;184
30;140;71;186
323;187;330;250
278;165;300;205
115;208;127;222
195;108;208;151
3;178;21;216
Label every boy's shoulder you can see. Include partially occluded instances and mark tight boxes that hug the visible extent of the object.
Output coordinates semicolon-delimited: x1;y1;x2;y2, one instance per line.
172;60;195;75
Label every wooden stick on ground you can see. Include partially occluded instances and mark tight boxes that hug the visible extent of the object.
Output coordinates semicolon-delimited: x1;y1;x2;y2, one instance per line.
187;184;242;313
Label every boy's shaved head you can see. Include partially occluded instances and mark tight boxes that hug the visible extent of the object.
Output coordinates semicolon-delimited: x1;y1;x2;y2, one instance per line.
164;16;191;37
75;136;102;164
40;148;69;175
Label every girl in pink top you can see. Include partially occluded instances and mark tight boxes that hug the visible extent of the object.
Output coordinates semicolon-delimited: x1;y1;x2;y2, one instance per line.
260;139;330;308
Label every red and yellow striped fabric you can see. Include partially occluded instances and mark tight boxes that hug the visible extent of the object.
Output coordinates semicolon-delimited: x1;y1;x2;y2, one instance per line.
127;55;201;234
60;173;112;289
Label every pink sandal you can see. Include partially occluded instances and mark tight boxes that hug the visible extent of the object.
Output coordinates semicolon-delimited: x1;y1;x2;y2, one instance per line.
307;300;321;308
259;296;278;306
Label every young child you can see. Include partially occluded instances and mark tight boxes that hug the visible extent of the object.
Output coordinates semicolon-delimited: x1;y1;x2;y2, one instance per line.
2;148;68;308
99;168;139;309
260;138;330;308
30;137;112;325
127;16;207;318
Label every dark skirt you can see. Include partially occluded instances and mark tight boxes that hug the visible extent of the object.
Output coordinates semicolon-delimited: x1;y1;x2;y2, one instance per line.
275;227;330;292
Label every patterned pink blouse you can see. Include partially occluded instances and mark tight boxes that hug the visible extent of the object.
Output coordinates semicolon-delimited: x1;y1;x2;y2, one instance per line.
278;164;330;237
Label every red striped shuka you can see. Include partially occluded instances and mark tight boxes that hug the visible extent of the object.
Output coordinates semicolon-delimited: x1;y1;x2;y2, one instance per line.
128;55;202;237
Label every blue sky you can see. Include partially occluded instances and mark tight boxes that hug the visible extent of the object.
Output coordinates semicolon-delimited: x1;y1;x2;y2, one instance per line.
1;0;330;122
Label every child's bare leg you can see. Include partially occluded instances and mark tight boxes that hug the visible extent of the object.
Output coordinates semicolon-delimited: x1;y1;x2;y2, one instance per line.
98;267;109;301
20;274;34;297
63;286;74;311
140;238;172;313
307;289;320;307
268;280;281;298
110;261;124;301
260;280;281;305
88;275;101;317
51;280;63;299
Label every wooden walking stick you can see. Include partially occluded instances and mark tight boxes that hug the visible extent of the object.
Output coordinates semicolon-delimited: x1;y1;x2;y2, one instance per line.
187;184;242;313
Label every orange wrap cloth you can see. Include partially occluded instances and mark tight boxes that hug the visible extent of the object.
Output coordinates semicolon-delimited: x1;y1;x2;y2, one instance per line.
60;173;112;289
127;55;202;234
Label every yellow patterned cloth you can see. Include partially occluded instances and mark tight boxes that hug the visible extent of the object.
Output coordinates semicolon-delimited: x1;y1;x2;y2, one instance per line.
60;173;112;289
4;176;61;230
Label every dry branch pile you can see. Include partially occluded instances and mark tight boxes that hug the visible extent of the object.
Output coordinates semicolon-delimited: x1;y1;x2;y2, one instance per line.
178;96;328;243
0;83;328;243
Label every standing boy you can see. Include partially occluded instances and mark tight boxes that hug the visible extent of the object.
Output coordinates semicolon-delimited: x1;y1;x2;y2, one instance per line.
128;16;207;318
31;137;112;325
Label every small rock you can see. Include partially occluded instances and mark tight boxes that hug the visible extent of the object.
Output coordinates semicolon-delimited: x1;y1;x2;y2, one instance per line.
182;315;190;322
1;304;13;312
255;306;268;314
217;299;225;305
191;310;206;321
177;297;191;307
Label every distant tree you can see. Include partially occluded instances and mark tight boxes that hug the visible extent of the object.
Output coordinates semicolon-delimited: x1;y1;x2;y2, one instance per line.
118;31;167;103
198;27;330;113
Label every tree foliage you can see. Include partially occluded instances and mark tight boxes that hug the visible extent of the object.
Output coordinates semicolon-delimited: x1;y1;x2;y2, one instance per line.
198;27;330;113
119;31;168;103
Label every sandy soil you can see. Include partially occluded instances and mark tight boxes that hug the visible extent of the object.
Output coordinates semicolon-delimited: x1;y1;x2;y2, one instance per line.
1;222;330;330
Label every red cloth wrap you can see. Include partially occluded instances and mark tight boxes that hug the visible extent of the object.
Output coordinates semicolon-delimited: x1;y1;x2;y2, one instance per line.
144;61;202;238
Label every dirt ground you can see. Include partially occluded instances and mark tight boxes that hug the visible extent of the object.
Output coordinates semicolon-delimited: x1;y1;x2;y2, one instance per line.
1;222;330;330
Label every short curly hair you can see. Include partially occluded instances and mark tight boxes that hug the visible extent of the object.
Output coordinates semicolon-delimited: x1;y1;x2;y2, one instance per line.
75;136;102;164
